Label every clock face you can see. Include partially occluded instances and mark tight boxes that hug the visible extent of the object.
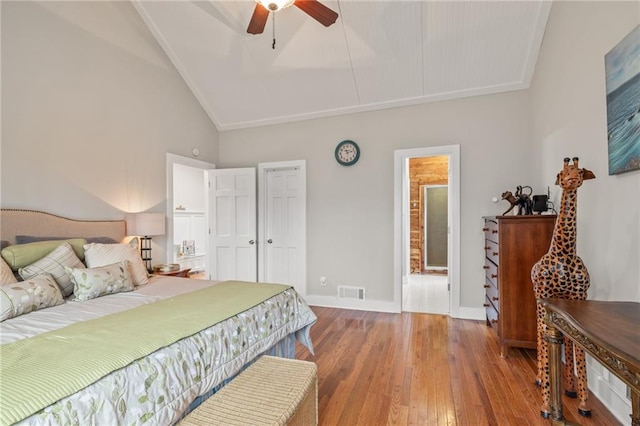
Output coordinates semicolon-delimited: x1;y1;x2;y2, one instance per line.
335;140;360;166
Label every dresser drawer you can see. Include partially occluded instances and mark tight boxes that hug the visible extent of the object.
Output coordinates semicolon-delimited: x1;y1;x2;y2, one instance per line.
481;214;556;356
485;239;499;265
483;219;499;243
484;260;498;288
485;277;499;312
485;296;499;335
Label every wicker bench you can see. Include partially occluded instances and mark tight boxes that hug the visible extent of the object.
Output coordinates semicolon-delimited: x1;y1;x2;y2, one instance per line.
179;356;318;426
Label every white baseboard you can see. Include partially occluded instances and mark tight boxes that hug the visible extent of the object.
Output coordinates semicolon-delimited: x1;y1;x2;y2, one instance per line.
304;295;401;313
305;295;487;320
456;306;485;321
586;356;632;425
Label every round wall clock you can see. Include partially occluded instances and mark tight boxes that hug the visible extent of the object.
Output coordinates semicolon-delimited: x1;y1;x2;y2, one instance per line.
335;140;360;166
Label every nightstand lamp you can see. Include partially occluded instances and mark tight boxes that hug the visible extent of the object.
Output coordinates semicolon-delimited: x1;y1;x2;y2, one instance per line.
127;212;165;272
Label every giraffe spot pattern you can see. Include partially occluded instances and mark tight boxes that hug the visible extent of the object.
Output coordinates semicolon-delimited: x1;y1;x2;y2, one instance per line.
531;158;594;414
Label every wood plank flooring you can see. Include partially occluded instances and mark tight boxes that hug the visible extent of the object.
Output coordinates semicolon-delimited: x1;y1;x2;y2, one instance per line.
295;307;622;426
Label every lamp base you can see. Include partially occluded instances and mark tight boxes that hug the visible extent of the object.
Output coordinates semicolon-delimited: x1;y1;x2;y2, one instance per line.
139;236;152;273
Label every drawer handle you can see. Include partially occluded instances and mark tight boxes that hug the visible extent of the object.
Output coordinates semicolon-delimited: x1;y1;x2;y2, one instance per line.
492;230;498;234
484;246;490;250
483;265;489;270
493;251;498;256
483;303;490;307
492;296;499;301
491;319;498;324
491;274;498;278
483;284;490;288
482;227;489;231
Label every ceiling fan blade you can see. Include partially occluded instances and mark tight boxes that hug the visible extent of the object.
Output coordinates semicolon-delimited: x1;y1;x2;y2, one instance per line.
294;0;338;27
247;3;270;34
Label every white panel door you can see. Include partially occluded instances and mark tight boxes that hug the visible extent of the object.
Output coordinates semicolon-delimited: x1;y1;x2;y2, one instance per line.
259;163;305;295
208;168;257;282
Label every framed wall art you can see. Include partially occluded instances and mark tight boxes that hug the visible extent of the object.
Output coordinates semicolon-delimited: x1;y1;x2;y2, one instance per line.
605;24;640;175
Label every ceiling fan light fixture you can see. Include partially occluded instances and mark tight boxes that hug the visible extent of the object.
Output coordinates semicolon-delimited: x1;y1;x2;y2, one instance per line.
257;0;294;12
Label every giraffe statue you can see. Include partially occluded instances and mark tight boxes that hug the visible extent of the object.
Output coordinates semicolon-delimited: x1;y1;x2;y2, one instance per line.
531;157;595;419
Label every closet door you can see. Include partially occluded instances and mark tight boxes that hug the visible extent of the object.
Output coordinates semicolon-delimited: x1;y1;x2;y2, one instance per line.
258;161;306;296
208;168;257;282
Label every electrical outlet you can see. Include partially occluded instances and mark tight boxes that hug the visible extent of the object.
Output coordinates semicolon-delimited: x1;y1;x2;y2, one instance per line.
320;276;327;286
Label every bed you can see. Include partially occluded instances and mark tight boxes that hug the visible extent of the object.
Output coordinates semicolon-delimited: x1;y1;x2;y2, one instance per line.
0;209;317;426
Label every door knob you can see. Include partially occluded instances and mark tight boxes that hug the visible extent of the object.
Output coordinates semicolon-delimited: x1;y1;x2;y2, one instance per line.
249;240;255;245
267;239;273;244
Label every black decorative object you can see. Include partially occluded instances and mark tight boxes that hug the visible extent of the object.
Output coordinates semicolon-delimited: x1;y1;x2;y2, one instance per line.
532;194;549;213
501;185;533;215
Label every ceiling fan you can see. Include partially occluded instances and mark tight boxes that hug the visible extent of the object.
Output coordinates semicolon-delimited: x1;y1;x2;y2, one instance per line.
247;0;339;35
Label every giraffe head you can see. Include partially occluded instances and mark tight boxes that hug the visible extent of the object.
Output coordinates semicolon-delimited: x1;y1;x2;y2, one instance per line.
555;157;596;189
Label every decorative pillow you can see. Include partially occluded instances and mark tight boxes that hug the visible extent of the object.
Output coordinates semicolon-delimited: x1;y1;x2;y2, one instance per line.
18;242;84;297
16;235;117;245
0;275;64;321
66;261;134;301
1;257;18;285
1;239;87;271
83;243;148;286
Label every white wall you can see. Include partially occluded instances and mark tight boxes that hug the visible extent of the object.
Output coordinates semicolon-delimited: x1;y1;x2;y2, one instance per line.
0;1;219;256
173;163;206;212
219;91;534;309
530;2;639;423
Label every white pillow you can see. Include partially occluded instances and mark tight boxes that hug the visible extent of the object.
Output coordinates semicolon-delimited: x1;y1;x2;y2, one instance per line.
66;261;134;301
0;275;64;321
18;242;84;297
83;243;148;286
0;256;17;285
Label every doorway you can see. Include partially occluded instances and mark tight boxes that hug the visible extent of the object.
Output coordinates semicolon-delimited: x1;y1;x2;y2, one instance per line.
405;156;449;314
166;154;215;279
393;145;460;316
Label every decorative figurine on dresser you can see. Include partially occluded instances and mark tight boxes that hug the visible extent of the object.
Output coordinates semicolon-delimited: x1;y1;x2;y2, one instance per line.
531;157;596;419
501;185;534;215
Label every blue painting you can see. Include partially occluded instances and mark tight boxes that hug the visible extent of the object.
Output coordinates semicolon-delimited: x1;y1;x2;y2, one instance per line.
605;25;640;175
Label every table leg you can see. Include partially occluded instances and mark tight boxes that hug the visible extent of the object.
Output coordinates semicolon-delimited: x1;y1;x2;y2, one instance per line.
632;390;639;426
545;319;565;422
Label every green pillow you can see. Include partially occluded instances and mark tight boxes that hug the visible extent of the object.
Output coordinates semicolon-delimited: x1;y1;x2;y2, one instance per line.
1;239;87;271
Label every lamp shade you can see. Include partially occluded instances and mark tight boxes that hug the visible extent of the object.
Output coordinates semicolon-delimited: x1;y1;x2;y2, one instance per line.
127;213;165;237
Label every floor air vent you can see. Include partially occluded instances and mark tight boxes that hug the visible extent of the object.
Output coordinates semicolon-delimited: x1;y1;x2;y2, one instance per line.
337;286;365;301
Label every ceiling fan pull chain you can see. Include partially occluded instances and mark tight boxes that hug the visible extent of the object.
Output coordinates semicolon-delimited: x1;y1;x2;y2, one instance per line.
272;13;276;49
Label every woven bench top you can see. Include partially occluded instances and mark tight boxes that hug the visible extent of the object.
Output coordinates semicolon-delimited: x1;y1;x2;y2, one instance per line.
180;356;318;426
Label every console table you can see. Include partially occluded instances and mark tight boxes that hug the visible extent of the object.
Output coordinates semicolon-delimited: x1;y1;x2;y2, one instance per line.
541;299;640;425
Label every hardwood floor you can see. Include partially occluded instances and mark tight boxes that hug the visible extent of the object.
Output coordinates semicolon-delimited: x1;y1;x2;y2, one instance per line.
295;307;622;426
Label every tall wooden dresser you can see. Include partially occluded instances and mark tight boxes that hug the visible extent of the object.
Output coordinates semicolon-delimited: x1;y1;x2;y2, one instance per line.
483;215;556;357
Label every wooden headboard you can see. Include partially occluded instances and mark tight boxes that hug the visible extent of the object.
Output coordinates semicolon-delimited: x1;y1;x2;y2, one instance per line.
0;209;126;246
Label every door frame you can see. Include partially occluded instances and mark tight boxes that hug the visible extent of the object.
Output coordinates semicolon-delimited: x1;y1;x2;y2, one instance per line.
393;145;460;317
166;153;215;276
257;160;306;296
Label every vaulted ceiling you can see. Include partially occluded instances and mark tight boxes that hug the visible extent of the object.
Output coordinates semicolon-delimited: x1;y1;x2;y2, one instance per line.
133;1;551;130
